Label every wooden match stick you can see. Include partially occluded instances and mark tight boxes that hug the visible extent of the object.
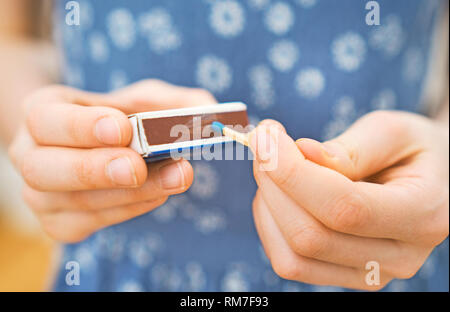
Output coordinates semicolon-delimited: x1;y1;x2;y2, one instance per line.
211;121;249;147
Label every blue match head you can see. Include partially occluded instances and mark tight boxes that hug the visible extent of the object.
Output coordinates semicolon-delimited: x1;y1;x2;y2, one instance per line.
211;121;225;134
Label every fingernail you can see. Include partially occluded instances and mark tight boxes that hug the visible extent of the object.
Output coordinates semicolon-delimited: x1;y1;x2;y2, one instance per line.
248;129;258;154
257;126;279;162
95;117;122;145
158;161;185;190
256;126;270;162
107;157;137;186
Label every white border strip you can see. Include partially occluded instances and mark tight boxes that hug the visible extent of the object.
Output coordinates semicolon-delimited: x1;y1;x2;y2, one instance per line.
147;136;233;153
128;116;144;154
128;102;246;120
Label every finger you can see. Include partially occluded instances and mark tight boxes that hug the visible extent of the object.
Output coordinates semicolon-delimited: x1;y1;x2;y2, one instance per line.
25;81;216;116
27;101;132;148
295;111;425;181
24;81;214;148
8;125;36;171
109;79;217;114
23;85;124;111
24;159;193;212
355;177;446;243
38;197;168;243
258;119;287;133
252;191;391;290
21;146;148;191
254;171;429;278
249;121;422;240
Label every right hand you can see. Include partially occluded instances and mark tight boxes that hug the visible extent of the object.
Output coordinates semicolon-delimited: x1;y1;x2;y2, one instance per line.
8;79;216;242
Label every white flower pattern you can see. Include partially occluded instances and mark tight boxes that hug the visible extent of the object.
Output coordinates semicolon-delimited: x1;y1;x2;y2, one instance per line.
106;8;137;50
194;209;227;234
402;48;424;83
88;32;109;63
196;55;233;93
332;32;367;72
264;2;295;35
119;281;144;292
371;89;397;110
248;65;275;109
108;70;128;91
369;15;405;58
268;40;300;72
210;1;246;38
295;67;325;99
138;8;182;53
322;96;359;140
221;265;251;291
248;0;271;10
190;162;219;199
295;0;317;8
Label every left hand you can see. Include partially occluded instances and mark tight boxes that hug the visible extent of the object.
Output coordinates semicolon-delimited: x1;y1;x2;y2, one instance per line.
250;111;449;290
8;79;216;242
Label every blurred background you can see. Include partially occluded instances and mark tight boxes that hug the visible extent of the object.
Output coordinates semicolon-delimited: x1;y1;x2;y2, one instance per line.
0;147;55;291
0;0;56;292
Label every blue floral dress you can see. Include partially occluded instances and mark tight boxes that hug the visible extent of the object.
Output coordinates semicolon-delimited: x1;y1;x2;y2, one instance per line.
52;0;448;291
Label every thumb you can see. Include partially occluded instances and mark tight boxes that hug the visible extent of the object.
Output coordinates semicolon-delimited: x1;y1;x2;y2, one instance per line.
296;111;423;181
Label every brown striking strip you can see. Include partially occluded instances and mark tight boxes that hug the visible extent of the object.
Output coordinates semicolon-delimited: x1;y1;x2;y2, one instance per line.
142;110;249;146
